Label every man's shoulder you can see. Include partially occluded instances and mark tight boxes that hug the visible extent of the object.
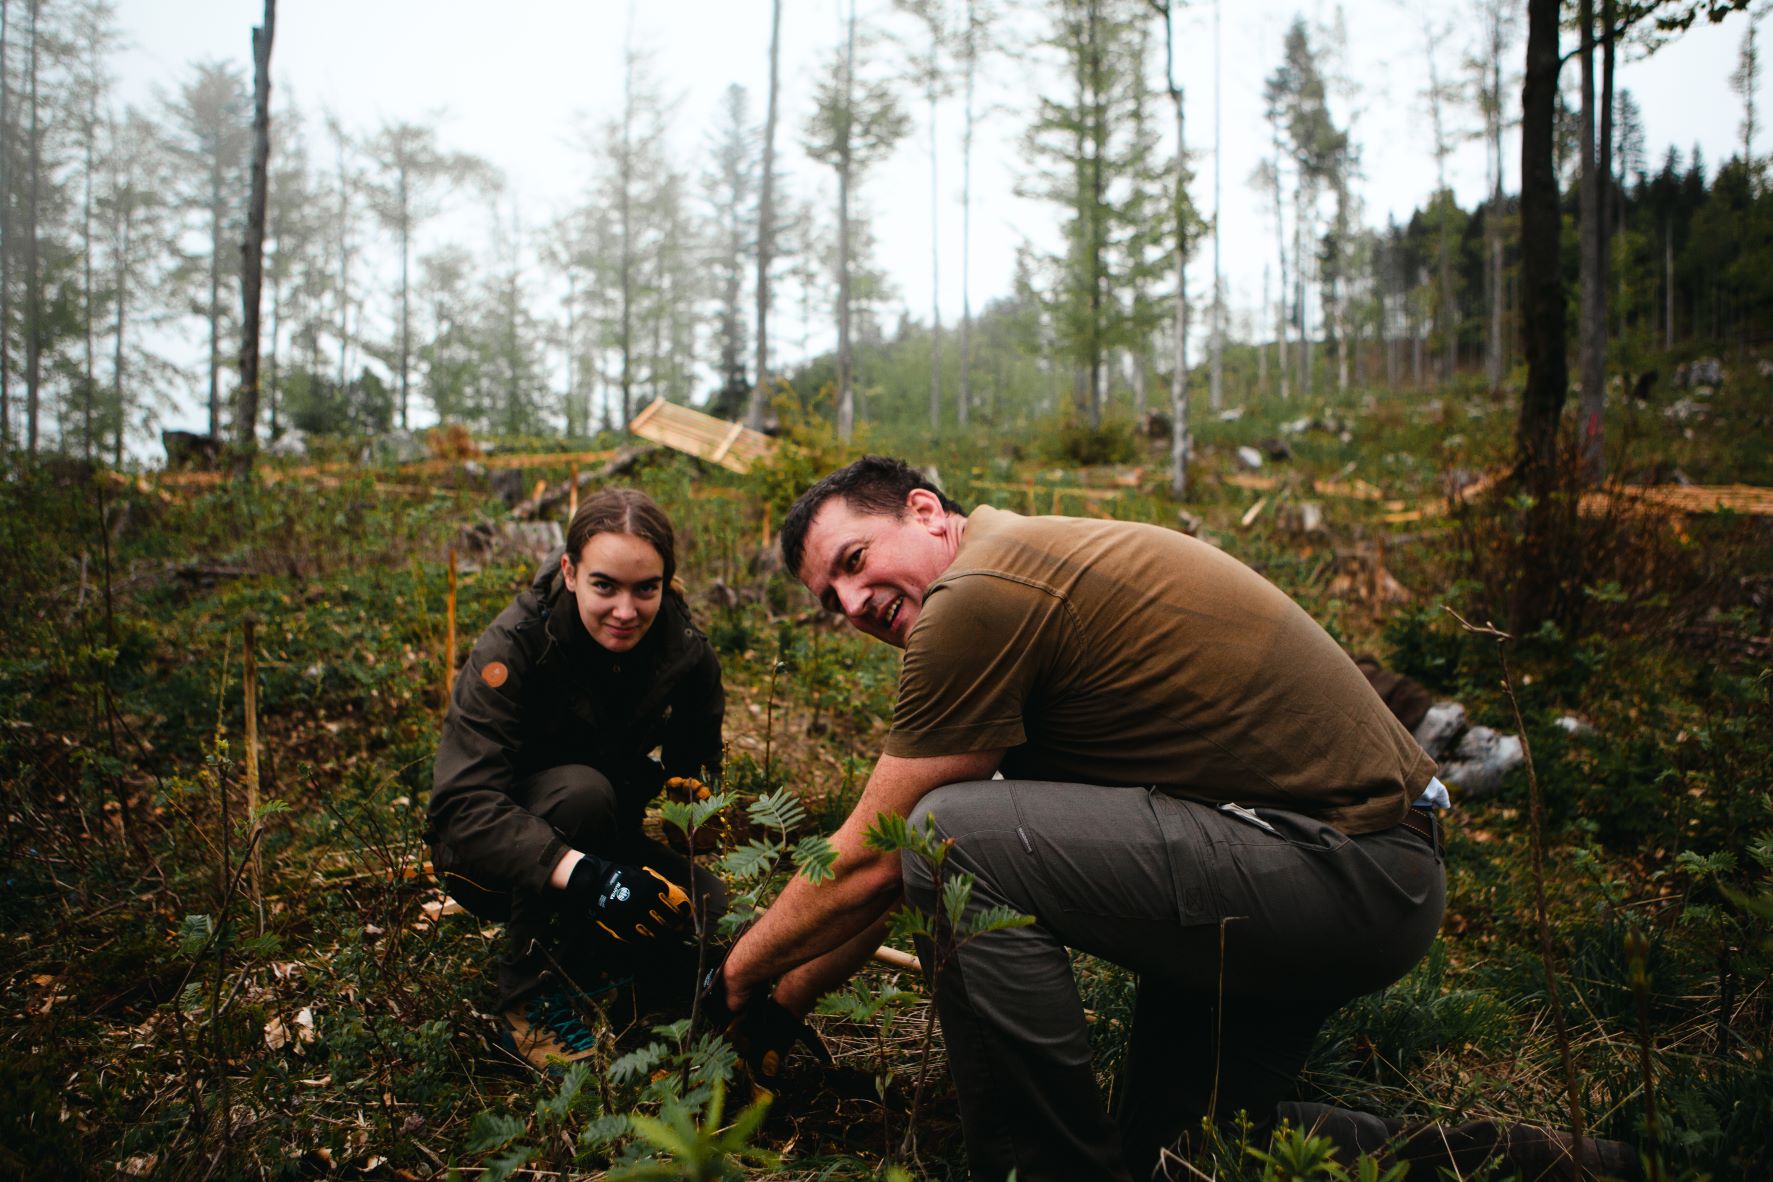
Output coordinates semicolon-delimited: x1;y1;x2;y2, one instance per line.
950;506;1185;580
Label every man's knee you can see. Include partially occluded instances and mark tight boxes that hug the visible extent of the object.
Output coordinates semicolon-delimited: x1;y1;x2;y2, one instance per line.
516;764;619;847
902;781;1011;911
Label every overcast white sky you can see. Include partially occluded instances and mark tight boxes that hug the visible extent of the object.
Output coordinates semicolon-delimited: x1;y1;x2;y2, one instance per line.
115;0;1754;433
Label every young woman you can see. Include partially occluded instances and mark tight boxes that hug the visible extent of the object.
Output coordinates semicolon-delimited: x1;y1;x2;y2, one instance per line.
427;488;725;1064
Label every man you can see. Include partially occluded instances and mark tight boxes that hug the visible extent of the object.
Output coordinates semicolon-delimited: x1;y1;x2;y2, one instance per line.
712;455;1447;1180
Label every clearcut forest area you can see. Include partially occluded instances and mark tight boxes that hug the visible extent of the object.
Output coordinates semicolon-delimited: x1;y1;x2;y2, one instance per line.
2;0;1772;1180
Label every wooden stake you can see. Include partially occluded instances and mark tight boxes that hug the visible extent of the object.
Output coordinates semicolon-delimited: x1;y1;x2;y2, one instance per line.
872;945;922;973
445;546;458;709
568;463;579;521
761;501;772;550
243;617;264;933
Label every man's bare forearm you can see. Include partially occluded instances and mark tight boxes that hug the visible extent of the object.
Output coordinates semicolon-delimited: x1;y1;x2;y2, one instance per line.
771;907;896;1015
721;750;1003;1011
721;840;902;1006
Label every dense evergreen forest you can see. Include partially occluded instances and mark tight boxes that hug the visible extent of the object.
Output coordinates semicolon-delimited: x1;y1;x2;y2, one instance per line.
2;0;1770;1179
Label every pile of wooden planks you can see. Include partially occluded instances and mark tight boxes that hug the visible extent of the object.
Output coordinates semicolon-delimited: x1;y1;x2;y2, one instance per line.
628;398;775;474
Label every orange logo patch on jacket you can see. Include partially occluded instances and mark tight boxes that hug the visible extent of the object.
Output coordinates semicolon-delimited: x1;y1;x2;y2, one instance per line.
480;660;509;688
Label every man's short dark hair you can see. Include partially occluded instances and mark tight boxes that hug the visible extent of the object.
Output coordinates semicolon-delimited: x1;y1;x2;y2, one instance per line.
780;455;965;578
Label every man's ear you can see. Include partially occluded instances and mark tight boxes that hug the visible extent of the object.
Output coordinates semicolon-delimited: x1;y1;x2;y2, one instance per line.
906;487;945;531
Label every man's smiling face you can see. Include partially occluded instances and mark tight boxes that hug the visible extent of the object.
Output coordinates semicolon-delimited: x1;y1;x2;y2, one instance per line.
795;490;961;648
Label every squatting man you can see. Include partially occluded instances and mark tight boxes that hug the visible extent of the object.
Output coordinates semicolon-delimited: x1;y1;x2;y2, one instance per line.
702;455;1636;1182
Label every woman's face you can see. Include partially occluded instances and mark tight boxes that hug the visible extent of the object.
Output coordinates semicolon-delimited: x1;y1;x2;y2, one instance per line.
561;531;666;653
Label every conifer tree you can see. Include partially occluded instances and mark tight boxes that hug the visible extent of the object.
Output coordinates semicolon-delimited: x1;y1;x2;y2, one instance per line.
1027;0;1174;428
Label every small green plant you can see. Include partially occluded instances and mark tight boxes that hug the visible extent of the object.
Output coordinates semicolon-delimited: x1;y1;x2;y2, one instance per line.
863;809;1036;1161
1246;1123;1408;1182
608;1078;778;1180
716;787;838;936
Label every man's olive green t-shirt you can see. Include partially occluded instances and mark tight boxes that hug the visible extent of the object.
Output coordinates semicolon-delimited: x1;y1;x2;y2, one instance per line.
883;506;1435;835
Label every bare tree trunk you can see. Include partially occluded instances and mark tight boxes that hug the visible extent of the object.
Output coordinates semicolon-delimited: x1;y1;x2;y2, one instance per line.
1208;0;1223;412
331;119;350;398
208;137;225;439
1516;0;1569;487
24;0;41;456
619;40;636;430
959;0;976;428
836;0;857;440
1485;6;1507;393
234;0;274;478
1663;221;1674;350
82;73;96;458
1158;0;1190;497
1577;0;1605;480
268;245;281;441
396;171;410;430
1380;282;1395;390
1421;16;1457;386
746;0;781;430
1591;0;1615;477
1259;263;1269;396
1412;307;1423;387
1271;131;1290;402
1;0;10;456
1335;285;1348;392
1294;183;1309;398
112;189;130;466
1086;0;1105;428
925;36;941;433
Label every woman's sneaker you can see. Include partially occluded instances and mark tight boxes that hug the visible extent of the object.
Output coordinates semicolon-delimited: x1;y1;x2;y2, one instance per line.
502;988;610;1070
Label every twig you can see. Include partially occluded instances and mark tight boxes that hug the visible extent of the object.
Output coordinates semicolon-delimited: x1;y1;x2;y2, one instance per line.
763;651;785;786
243;618;264;934
95;483;135;846
1626;928;1663;1181
1443;605;1586;1177
445;545;458;711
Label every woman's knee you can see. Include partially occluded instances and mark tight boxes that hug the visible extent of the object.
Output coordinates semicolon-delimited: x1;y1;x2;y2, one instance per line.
515;764;620;847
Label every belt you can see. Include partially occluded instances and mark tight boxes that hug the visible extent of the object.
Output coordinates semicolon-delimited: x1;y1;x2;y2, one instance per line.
1398;807;1441;854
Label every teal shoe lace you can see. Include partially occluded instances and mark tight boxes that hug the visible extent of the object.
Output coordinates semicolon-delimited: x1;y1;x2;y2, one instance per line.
527;991;598;1055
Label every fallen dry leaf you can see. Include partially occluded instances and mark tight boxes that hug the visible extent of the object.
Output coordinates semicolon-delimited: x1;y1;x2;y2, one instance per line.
265;1006;317;1052
420;897;464;920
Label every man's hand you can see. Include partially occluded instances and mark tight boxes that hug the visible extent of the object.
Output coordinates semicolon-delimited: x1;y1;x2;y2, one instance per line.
699;961;830;1090
562;856;693;944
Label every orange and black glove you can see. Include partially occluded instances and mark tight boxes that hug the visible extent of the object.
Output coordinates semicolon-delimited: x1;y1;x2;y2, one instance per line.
562;855;693;945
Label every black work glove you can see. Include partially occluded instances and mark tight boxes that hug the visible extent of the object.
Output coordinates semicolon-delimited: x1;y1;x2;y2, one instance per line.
562;855;693;946
698;959;832;1090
